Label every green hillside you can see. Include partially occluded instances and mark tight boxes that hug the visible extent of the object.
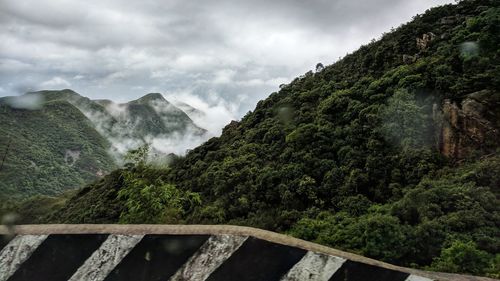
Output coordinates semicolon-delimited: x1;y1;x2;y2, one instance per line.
0;97;116;198
28;89;205;142
117;93;206;138
18;0;500;277
41;90;206;158
0;89;207;199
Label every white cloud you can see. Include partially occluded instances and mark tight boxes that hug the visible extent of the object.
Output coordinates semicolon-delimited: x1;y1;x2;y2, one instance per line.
165;90;237;136
0;0;455;129
213;69;236;84
40;76;71;88
0;59;33;72
4;93;44;110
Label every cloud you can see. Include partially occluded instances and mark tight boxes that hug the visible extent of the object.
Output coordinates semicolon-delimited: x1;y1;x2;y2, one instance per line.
0;0;454;134
40;76;71;88
165;90;238;136
0;59;33;73
213;69;236;84
3;93;44;110
70;94;215;162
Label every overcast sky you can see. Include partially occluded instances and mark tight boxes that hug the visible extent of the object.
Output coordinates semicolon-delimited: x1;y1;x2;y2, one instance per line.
0;0;453;120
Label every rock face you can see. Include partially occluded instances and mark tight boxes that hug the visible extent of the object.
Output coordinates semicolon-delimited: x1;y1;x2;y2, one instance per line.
416;32;436;51
435;91;500;159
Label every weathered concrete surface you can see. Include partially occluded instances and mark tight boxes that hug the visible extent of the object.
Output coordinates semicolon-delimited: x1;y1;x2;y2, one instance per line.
0;224;498;281
169;235;247;281
68;234;143;281
0;235;47;281
279;251;345;281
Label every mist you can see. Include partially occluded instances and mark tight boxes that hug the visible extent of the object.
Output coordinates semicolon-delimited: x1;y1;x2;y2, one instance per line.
71;93;221;164
3;93;44;110
166;91;238;136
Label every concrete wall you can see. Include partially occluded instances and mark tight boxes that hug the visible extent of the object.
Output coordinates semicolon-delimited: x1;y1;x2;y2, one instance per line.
0;225;496;281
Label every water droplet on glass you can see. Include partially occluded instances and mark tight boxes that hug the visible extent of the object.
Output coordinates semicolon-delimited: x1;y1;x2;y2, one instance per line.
459;41;479;58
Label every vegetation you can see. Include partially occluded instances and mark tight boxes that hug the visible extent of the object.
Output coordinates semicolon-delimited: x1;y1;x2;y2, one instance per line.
0;94;116;198
42;144;201;224
288;156;500;277
117;145;201;224
0;89;206;199
7;0;500;277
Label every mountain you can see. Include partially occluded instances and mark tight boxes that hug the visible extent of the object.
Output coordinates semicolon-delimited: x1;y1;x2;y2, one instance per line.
24;90;207;157
0;89;208;199
113;93;205;140
98;93;207;160
11;0;500;277
0;93;116;198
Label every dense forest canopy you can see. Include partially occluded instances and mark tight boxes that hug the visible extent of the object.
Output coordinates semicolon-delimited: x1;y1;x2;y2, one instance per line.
0;94;116;197
3;0;500;277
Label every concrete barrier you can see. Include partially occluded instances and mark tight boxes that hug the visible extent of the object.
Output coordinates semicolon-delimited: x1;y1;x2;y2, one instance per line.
0;225;497;281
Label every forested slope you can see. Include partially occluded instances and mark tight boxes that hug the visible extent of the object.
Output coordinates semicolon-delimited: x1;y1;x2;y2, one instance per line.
0;98;116;198
0;89;207;199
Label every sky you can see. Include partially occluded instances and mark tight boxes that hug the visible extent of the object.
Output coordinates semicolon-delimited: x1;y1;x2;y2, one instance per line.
0;0;453;124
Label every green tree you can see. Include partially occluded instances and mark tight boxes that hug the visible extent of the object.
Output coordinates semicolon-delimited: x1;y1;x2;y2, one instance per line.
430;241;492;275
124;143;150;168
117;171;201;224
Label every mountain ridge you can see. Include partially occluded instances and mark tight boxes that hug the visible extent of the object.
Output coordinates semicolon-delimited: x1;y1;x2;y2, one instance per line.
0;90;209;198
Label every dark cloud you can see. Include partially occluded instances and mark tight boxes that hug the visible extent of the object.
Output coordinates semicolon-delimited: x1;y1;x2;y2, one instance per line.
1;0;453;120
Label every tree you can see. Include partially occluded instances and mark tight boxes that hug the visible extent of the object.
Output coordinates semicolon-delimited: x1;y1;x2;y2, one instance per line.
124;143;150;168
117;175;201;224
430;241;491;275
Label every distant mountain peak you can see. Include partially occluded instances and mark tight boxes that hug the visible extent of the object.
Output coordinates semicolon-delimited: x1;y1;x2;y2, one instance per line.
135;93;167;103
26;89;82;102
60;88;78;94
34;88;78;95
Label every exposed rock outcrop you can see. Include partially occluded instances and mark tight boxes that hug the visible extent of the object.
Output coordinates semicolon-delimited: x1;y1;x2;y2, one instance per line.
434;90;500;159
416;32;437;51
